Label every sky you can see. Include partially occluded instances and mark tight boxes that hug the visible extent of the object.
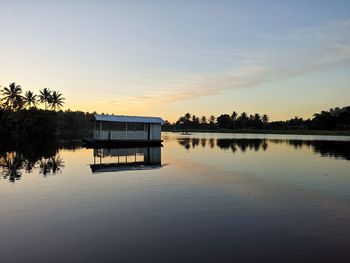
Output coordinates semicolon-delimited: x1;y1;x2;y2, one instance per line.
1;0;350;122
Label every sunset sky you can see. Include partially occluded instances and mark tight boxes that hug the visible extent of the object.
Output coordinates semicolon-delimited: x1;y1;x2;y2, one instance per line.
1;0;350;122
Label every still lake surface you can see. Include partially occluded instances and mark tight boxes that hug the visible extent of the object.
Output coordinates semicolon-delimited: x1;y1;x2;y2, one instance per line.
1;132;350;262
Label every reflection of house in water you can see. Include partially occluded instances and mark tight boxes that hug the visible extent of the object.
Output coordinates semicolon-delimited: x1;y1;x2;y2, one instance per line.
90;147;162;173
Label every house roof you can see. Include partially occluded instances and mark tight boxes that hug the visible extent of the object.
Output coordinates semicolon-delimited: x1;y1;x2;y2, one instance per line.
94;114;164;124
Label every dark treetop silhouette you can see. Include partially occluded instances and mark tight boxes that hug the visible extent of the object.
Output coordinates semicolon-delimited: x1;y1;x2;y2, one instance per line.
163;107;350;133
0;82;94;140
1;82;349;140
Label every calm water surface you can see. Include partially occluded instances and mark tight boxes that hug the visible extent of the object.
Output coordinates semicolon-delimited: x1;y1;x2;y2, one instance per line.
1;132;350;262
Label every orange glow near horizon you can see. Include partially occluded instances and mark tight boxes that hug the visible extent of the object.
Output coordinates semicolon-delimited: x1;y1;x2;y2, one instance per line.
1;2;350;123
64;99;326;123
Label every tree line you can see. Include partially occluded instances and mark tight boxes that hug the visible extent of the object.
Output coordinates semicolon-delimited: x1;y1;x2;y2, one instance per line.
0;82;93;140
169;112;269;130
163;107;350;131
1;82;349;141
1;82;65;111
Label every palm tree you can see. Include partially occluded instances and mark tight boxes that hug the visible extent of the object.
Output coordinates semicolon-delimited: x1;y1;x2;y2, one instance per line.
184;113;191;121
1;82;23;110
254;113;261;121
23;91;37;108
231;111;238;129
209;115;215;123
240;112;248;129
262;114;269;129
201;116;207;125
38;88;52;110
254;113;261;129
192;115;199;128
49;91;65;111
182;113;192;131
209;115;216;129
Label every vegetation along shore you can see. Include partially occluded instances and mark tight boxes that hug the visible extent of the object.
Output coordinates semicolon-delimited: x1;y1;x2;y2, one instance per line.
162;109;350;135
1;82;349;142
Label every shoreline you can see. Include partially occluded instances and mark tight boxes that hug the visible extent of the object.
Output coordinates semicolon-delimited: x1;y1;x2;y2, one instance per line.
163;129;350;136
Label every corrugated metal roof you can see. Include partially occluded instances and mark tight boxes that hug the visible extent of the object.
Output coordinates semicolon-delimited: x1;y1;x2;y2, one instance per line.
94;114;164;124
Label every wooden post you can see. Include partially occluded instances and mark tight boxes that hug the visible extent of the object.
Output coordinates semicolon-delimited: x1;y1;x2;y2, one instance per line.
94;120;96;138
100;121;102;139
148;124;151;140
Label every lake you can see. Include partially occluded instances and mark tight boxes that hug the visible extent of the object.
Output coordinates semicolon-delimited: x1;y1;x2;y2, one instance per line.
1;132;350;262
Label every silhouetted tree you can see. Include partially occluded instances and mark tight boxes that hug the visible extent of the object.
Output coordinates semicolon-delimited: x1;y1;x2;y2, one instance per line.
201;116;207;125
262;114;269;129
239;112;248;129
231;111;238;129
23;91;37;108
184;113;191;122
217;114;232;129
253;113;262;129
209;115;216;129
50;91;65;111
1;83;23;111
192;115;200;128
38;88;52;110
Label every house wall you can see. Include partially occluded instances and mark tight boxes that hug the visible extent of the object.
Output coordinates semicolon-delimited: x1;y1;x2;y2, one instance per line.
93;121;161;141
94;130;147;140
150;123;161;140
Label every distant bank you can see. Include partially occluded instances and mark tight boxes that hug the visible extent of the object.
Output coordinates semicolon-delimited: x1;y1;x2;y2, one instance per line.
164;129;350;136
1;82;349;140
163;106;350;136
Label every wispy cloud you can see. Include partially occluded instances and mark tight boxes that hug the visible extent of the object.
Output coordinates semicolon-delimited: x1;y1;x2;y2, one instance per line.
100;19;350;112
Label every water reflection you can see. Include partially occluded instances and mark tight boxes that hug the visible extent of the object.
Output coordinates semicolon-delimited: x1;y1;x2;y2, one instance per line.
177;137;350;160
39;155;64;176
0;139;65;182
90;146;162;173
1;134;350;262
178;138;269;152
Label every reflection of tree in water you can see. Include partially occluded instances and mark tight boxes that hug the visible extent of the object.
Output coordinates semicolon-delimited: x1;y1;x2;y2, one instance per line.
178;139;191;150
39;155;64;176
177;137;350;160
201;138;206;148
287;140;350;160
209;138;215;149
192;138;200;148
0;152;23;182
216;139;268;153
23;158;36;173
178;138;268;153
0;138;65;182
